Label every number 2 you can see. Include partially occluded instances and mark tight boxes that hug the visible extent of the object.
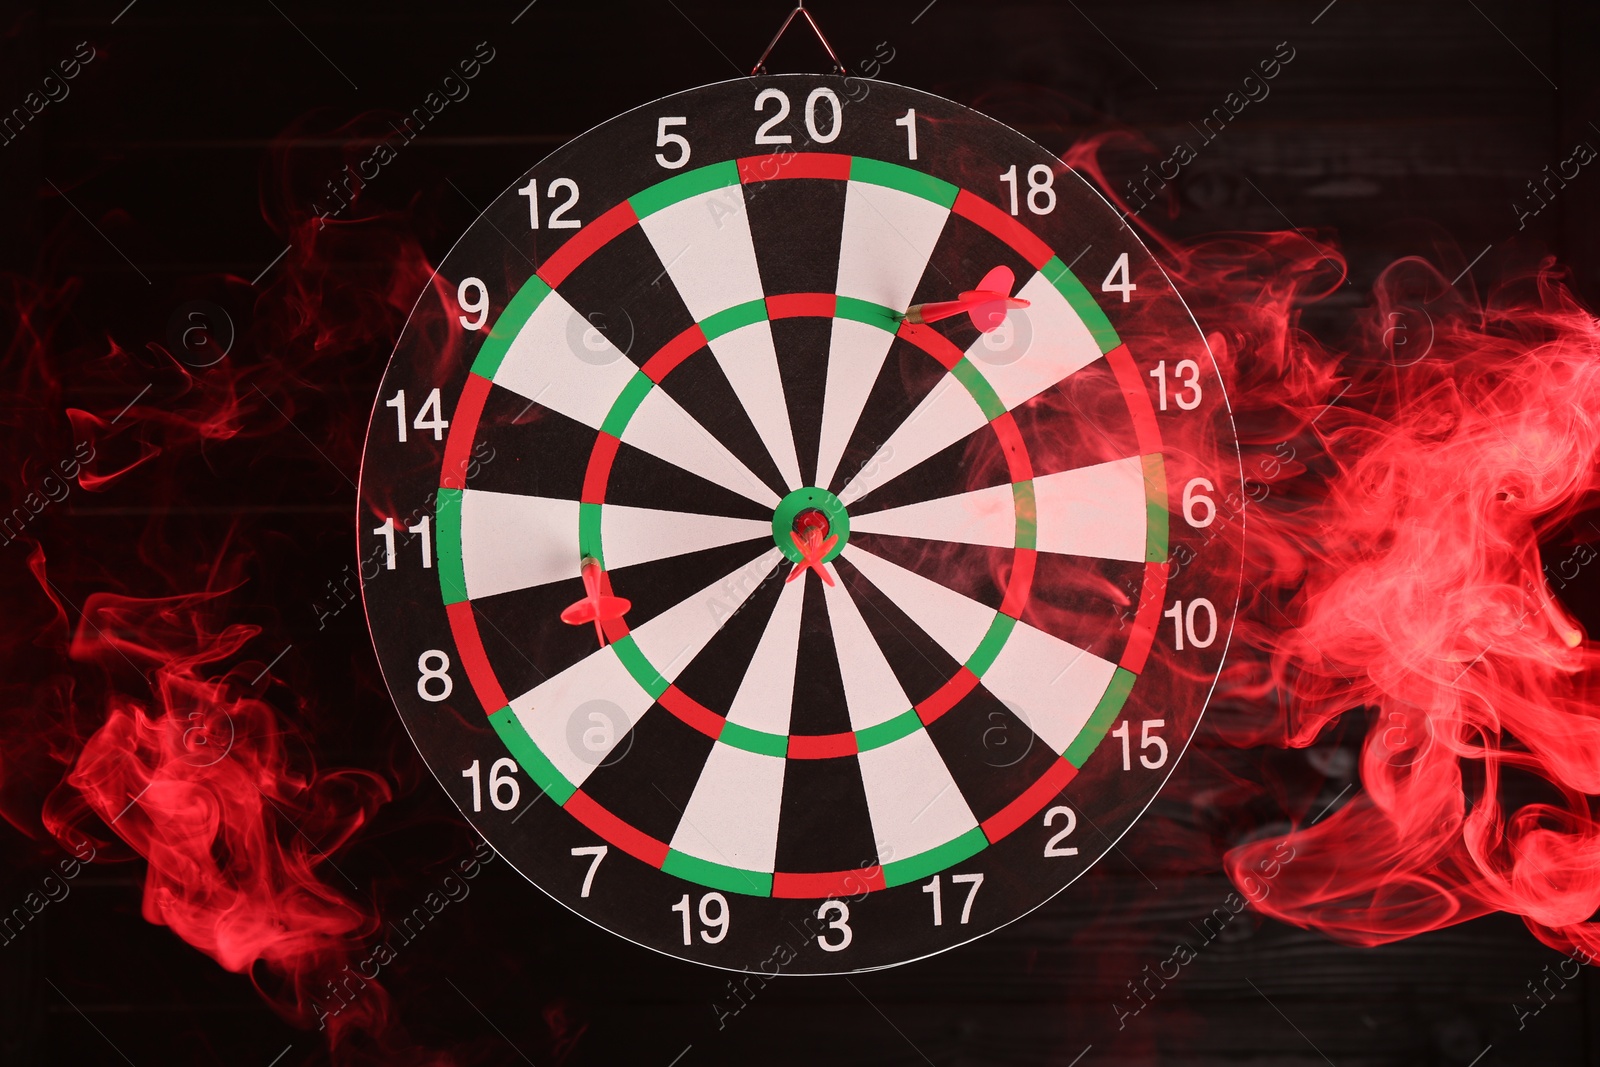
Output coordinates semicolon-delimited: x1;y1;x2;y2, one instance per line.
1042;805;1079;856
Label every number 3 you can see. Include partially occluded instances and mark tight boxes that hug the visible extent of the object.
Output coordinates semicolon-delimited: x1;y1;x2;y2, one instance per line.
816;900;852;951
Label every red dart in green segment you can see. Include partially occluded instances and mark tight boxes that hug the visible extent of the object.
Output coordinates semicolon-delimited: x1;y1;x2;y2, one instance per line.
903;264;1030;332
559;556;631;646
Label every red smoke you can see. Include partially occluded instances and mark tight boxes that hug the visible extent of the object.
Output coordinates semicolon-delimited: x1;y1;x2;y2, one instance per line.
1063;130;1600;958
1;110;467;1062
6;94;1600;1062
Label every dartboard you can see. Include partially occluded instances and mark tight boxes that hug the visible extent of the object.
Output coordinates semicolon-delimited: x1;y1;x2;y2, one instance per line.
359;75;1244;973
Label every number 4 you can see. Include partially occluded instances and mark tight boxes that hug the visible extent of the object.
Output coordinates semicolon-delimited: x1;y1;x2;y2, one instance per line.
1102;252;1137;302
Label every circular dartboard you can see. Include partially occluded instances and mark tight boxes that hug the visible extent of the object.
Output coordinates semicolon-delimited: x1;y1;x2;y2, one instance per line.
359;75;1243;973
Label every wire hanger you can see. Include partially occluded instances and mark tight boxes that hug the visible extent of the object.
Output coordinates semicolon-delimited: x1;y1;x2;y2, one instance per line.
751;2;848;76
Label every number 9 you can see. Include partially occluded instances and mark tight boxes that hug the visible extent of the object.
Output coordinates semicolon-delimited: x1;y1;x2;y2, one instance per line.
457;277;488;331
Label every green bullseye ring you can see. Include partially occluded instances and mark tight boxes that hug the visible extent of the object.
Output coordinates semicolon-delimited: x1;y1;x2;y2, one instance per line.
773;487;850;565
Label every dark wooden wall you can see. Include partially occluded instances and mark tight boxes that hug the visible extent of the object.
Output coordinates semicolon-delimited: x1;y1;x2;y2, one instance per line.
3;2;1599;1065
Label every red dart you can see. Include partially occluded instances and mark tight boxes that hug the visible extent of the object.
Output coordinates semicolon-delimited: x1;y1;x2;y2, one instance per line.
903;265;1030;333
560;557;632;646
787;510;838;586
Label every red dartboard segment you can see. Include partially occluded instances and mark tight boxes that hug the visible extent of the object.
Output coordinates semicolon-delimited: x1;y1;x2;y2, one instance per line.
772;865;887;899
895;320;964;371
786;731;859;760
737;151;853;184
1121;561;1170;675
766;292;837;319
980;757;1079;843
440;373;493;491
535;200;640;288
580;433;622;505
952;189;1055;270
444;600;509;714
566;790;670;868
658;684;727;741
641;323;709;383
1104;343;1164;459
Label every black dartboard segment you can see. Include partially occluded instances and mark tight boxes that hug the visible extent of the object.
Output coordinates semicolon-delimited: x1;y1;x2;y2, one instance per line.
358;76;1245;973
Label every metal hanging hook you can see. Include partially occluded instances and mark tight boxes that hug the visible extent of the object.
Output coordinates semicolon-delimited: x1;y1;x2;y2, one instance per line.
751;2;847;76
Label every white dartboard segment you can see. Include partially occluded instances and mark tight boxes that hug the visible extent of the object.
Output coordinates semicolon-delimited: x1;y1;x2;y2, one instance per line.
840;544;995;664
814;317;899;491
837;378;987;506
460;490;581;601
629;547;785;678
724;575;807;736
623;387;782;509
601;505;772;573
1033;456;1149;563
637;184;765;318
705;322;804;491
849;482;1016;549
670;743;787;876
820;564;914;731
857;731;981;866
980;621;1119;757
490;287;638;427
835;181;950;311
505;548;783;790
965;271;1106;410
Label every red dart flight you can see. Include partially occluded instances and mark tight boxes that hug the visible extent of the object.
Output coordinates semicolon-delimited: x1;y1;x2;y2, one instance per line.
560;557;632;646
903;264;1030;333
787;510;838;586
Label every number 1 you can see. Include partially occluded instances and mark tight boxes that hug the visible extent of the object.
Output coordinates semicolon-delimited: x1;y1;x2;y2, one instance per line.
895;108;918;160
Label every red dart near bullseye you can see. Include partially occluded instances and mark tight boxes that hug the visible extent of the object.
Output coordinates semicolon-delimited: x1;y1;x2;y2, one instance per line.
903;264;1030;333
787;509;837;587
560;557;631;646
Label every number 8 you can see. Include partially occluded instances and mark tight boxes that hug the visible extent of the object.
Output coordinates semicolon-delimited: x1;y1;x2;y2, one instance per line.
1025;164;1056;214
417;649;453;701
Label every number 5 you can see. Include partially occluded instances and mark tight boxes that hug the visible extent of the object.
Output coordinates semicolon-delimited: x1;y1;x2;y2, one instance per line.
655;117;690;170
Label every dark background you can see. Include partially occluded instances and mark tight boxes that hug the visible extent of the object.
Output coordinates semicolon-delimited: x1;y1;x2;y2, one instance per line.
3;1;1599;1064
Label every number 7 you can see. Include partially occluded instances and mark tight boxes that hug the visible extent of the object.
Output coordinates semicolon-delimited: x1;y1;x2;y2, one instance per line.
571;845;607;898
952;872;983;924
